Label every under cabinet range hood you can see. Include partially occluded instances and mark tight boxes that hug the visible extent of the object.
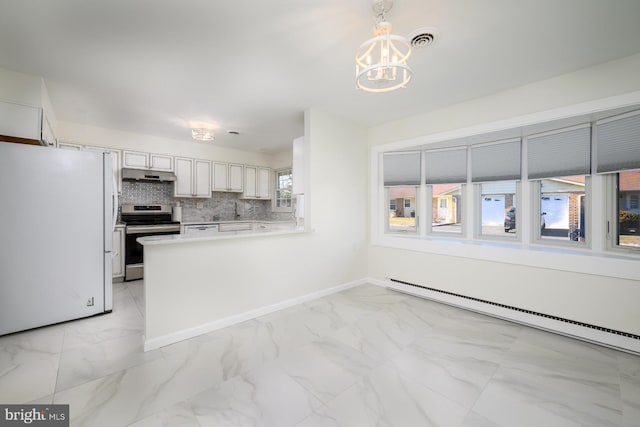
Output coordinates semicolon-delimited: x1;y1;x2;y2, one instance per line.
122;168;176;182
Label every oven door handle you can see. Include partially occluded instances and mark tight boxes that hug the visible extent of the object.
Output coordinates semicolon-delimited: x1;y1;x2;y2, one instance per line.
126;224;181;234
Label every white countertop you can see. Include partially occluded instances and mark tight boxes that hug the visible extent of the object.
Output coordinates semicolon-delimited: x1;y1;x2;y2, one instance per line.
138;227;307;246
181;220;295;226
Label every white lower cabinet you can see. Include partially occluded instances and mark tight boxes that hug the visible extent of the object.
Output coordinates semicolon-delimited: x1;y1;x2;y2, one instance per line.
175;157;212;198
112;227;125;280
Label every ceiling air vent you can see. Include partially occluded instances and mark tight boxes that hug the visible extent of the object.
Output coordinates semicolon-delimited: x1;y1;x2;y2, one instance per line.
408;27;438;49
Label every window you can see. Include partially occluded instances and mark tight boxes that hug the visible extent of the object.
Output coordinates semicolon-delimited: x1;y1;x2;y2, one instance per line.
538;176;587;243
616;169;640;249
472;139;521;239
430;184;464;234
383;152;421;234
479;181;518;238
273;168;292;212
425;147;466;235
386;186;418;233
528;125;591;244
596;110;640;251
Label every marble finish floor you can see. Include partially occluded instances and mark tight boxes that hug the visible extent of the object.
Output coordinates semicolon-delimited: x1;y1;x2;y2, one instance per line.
1;282;639;426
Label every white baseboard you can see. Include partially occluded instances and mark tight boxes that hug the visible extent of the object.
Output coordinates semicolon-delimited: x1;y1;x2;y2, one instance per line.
143;278;368;352
376;278;640;355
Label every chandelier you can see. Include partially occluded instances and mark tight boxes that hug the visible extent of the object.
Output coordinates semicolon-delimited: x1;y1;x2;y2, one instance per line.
191;128;215;141
355;0;412;93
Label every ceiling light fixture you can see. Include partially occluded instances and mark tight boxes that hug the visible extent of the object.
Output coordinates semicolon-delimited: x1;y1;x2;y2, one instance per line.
355;0;412;93
191;128;215;141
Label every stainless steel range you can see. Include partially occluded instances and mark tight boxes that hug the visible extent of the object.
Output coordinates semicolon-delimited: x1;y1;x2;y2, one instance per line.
121;204;180;281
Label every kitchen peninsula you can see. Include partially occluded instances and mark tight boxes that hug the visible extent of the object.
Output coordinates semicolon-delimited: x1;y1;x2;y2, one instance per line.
138;222;309;351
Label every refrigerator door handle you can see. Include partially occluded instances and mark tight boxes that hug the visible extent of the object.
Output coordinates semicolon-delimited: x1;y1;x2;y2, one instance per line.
112;174;118;233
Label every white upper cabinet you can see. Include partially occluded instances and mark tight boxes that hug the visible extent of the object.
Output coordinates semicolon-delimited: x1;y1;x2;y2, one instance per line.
122;150;149;169
258;167;271;199
0;101;41;141
229;164;243;192
149;153;173;171
212;162;244;192
242;165;271;199
0;73;59;146
57;142;83;150
174;157;193;197
243;166;257;198
194;159;212;197
123;151;173;171
212;162;229;191
174;157;211;198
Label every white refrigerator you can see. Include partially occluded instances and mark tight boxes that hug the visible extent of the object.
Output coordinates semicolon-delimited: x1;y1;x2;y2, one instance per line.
0;142;115;335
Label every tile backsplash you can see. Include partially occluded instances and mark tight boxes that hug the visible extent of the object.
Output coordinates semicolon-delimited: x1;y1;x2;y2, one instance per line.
120;181;295;223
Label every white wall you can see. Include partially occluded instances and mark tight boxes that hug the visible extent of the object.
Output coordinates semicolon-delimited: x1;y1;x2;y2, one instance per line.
369;53;640;145
368;53;640;337
0;68;42;106
143;108;368;345
57;121;278;167
270;147;293;170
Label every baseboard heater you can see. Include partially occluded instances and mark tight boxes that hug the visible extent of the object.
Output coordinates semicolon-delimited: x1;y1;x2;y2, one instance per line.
387;278;640;354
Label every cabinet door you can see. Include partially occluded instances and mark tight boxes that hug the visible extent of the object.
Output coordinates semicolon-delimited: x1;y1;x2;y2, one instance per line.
193;159;212;197
149;153;173;171
212;162;229;191
122;150;149;169
174;157;194;197
243;166;257;198
58;142;82;150
229;164;244;192
112;228;124;278
258;167;271;199
0;101;40;140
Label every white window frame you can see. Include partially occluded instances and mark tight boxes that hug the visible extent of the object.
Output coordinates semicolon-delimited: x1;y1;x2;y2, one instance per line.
385;186;419;235
426;183;466;237
533;177;591;248
371;94;640;282
272;168;293;213
475;180;521;242
607;170;640;254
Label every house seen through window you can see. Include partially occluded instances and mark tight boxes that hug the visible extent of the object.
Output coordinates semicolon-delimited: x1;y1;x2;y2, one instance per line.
617;169;640;249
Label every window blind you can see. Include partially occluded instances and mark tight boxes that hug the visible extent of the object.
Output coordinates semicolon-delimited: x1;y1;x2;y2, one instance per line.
471;139;521;182
527;125;591;179
383;152;421;186
595;110;640;173
425;147;467;184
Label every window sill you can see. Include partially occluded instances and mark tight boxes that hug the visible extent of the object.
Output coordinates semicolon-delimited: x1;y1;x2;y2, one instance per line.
372;233;640;281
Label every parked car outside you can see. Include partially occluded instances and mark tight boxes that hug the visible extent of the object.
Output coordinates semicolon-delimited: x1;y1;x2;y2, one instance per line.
504;207;546;232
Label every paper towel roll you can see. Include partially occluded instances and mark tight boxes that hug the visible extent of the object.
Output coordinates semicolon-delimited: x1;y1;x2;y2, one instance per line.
172;206;182;222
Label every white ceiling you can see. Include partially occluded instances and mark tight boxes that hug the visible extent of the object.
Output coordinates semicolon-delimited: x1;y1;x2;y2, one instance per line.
1;0;640;153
